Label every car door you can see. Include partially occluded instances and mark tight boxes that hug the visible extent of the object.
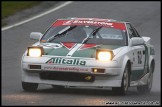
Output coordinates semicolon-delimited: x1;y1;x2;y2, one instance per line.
126;23;146;81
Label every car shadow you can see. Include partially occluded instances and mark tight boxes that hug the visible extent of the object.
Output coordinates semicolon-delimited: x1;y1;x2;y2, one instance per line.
32;86;145;96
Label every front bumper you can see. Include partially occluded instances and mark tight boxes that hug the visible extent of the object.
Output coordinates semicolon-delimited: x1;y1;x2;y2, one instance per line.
21;56;123;87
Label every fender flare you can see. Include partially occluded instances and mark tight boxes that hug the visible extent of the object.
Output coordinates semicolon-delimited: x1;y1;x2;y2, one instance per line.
120;56;131;80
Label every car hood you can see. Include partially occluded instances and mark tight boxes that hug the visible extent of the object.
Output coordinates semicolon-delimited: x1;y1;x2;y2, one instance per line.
33;42;125;58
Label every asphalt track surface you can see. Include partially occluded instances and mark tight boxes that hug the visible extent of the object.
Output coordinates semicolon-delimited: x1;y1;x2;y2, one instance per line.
2;1;161;105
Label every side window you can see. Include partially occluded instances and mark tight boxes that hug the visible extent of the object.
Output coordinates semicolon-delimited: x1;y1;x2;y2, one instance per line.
126;23;138;38
132;26;141;37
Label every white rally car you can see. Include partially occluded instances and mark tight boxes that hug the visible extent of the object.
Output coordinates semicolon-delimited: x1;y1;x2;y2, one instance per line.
21;18;155;95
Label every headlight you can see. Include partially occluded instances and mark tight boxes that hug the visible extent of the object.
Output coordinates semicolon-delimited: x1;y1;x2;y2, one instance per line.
27;46;44;57
96;50;113;61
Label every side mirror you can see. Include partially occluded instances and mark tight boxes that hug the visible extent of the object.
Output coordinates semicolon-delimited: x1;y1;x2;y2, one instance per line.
30;32;43;41
142;36;151;44
129;37;144;47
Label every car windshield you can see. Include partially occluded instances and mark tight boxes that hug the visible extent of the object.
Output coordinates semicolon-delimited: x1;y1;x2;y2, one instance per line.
41;25;127;46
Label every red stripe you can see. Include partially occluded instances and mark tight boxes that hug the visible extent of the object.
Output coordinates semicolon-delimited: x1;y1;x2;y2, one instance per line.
80;44;97;50
61;42;76;50
52;20;67;26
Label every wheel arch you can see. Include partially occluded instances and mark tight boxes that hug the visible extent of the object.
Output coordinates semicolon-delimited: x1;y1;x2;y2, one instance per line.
121;56;132;85
149;56;155;73
150;58;155;73
121;56;131;74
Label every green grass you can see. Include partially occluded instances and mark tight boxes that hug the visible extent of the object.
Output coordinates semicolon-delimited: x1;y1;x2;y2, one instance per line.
2;1;40;19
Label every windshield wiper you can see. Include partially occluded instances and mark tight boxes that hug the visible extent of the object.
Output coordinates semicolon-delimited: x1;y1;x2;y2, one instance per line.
47;26;76;42
82;26;102;44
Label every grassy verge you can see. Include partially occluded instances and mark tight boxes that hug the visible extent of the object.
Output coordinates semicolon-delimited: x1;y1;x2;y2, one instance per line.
2;1;40;19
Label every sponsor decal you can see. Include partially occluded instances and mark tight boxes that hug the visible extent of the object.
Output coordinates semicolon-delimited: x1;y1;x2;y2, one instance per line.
63;20;113;26
63;20;73;25
52;20;126;30
46;58;86;65
44;66;89;72
62;20;113;27
39;43;62;49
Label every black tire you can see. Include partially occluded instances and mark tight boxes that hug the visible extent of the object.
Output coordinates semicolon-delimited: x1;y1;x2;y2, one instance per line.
112;64;130;95
22;82;38;92
137;64;154;94
51;85;64;90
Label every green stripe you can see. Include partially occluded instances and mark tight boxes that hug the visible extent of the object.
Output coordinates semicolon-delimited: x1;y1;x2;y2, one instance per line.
144;44;149;73
150;47;155;55
131;45;149;81
99;45;122;50
43;45;122;57
131;69;145;81
72;48;96;58
72;45;122;58
44;47;69;56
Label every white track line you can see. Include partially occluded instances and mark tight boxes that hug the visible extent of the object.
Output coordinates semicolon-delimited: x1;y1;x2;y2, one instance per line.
2;1;73;31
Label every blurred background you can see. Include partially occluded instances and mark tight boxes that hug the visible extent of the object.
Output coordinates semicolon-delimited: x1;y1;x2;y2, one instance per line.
2;1;61;27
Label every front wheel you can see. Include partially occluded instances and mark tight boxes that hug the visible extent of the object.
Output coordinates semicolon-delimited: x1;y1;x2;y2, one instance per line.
22;82;38;92
112;65;129;95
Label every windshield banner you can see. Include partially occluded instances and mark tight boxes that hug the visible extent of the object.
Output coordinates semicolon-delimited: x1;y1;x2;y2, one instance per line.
53;20;126;30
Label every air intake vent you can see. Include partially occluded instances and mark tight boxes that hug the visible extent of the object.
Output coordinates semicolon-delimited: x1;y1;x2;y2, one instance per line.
29;65;41;69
